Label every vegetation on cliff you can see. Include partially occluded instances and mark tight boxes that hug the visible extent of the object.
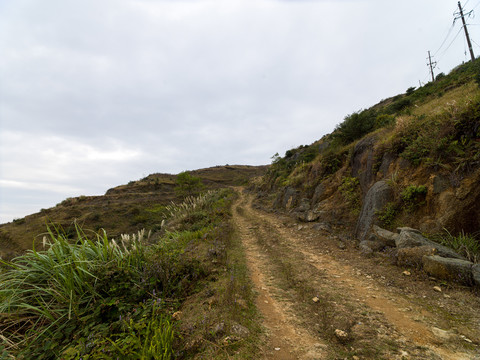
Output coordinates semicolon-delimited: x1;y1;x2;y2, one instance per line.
262;58;480;254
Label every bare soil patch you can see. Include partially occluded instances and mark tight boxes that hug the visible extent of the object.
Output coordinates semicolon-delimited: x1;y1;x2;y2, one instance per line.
233;190;480;359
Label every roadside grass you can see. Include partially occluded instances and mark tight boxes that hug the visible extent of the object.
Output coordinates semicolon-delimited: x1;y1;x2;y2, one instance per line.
437;229;480;263
0;188;261;359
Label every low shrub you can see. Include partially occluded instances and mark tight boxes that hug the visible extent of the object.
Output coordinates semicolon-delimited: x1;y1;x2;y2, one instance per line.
401;185;427;212
376;202;398;228
438;229;480;263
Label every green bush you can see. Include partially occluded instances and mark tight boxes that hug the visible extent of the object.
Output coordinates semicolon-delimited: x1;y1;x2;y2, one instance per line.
401;185;427;212
375;202;398;227
339;177;361;213
333;109;376;144
174;171;205;198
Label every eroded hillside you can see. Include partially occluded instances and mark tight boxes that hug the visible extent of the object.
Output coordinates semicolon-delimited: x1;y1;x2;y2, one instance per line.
258;59;480;241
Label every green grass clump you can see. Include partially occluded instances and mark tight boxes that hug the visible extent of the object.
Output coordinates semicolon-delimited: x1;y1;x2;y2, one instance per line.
401;185;427;212
0;225;155;358
439;229;480;263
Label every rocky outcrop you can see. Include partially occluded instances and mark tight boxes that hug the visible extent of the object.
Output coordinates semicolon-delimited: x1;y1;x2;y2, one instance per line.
355;181;393;241
395;228;467;260
365;225;480;287
351;135;377;194
397;246;437;267
422;256;474;285
274;187;299;210
472;264;480;287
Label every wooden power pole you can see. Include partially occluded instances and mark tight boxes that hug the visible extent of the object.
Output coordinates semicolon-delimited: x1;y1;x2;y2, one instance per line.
427;51;436;82
458;1;476;61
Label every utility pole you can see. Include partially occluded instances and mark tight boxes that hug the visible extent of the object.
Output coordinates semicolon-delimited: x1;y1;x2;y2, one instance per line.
427;51;436;82
457;1;475;61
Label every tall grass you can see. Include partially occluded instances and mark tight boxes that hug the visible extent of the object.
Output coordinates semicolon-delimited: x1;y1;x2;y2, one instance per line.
165;190;216;219
0;224;148;353
439;229;480;263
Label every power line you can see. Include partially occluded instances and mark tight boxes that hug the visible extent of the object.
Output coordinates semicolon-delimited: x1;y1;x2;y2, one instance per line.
436;26;464;61
457;1;476;61
433;19;457;57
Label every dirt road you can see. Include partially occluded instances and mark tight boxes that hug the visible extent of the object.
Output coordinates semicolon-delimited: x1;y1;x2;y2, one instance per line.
232;190;480;359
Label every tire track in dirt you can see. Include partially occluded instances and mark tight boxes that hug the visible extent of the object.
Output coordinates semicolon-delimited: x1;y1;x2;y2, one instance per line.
233;193;327;360
234;190;478;360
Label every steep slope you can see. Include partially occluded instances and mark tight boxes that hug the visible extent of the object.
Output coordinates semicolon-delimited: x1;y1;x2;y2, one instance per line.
258;59;480;241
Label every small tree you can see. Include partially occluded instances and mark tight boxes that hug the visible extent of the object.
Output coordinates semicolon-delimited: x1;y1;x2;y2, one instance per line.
175;172;205;198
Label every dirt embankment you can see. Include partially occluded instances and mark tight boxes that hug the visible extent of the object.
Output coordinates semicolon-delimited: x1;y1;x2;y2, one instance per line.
233;190;480;359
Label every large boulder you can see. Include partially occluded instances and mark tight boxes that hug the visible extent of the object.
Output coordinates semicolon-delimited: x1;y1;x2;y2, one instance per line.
355;181;393;241
396;228;467;260
372;225;398;247
397;246;437;267
472;264;480;287
422;255;474;285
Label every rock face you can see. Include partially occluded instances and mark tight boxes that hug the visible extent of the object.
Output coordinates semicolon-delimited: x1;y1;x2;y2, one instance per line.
396;228;467;260
355;181;393;241
422;255;474;285
372;225;398;247
366;225;480;287
274;187;299;210
351;135;376;194
397;246;437;267
472;264;480;287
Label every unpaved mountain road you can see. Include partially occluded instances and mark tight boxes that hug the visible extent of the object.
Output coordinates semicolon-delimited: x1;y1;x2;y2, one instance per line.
232;190;480;359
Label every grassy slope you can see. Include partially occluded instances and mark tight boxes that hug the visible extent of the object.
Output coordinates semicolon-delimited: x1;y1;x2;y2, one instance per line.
0;165;267;256
0;189;261;359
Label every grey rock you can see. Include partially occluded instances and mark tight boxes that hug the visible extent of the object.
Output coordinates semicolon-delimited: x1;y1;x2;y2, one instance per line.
397;229;466;260
396;227;422;234
313;223;331;232
433;175;450;194
355;181;393;241
372;225;398;247
431;327;456;342
359;241;373;255
305;211;321;222
230;323;250;338
378;153;396;177
397;246;437;267
312;183;326;205
422;255;473;285
351;135;376;194
296;198;311;212
472;264;480;287
360;240;384;254
296;210;321;222
283;187;299;210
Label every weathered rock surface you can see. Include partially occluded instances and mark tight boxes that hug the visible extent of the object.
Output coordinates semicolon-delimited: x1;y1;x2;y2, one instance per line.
397;246;438;267
359;240;384;254
396;228;467;260
351;135;376;194
472;264;480;287
274;187;299;210
355;181;393;241
422;255;473;285
372;225;398;247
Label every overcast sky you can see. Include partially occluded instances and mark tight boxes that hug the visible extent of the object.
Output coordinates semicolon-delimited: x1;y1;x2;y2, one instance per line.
1;0;479;223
